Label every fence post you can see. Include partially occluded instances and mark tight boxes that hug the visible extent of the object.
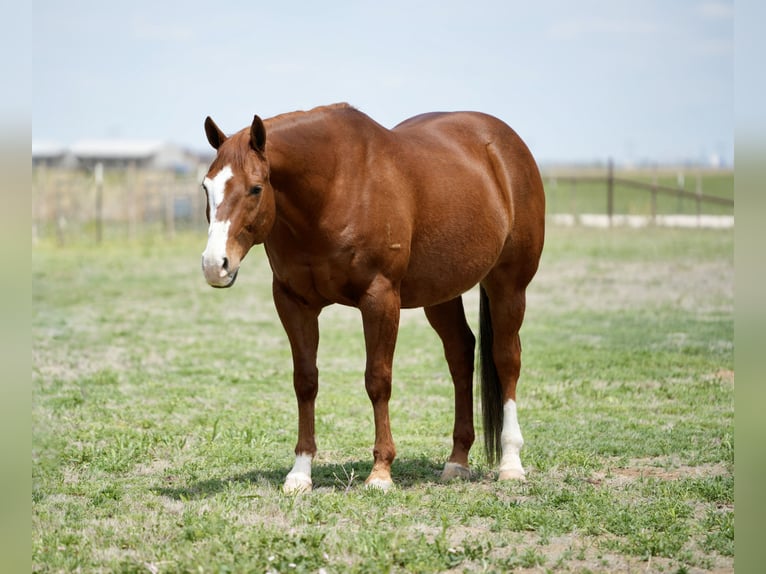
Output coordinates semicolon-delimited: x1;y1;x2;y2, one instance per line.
164;181;175;240
55;179;65;246
570;178;578;224
33;164;47;245
696;170;702;226
676;171;684;213
651;168;658;225
95;162;104;244
127;161;137;240
607;158;614;227
196;164;207;229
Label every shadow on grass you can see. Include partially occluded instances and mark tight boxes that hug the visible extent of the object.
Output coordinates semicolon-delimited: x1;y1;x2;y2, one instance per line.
154;456;473;500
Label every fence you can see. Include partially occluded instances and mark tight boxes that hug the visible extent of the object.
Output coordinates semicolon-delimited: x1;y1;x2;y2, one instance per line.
32;164;208;245
543;161;734;228
32;161;735;245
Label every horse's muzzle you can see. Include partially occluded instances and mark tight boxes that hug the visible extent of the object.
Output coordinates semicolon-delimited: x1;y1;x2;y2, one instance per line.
208;268;238;288
201;255;239;288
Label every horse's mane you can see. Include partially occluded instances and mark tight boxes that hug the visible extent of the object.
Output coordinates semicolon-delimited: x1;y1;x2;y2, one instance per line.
266;102;356;125
223;103;360;167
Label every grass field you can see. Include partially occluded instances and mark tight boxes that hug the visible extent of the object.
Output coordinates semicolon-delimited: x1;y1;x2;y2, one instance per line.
32;224;733;573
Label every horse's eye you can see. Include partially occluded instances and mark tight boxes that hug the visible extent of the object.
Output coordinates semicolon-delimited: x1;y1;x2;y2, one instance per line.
250;185;263;196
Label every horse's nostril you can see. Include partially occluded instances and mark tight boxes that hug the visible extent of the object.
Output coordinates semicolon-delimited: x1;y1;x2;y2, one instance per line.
222;257;229;272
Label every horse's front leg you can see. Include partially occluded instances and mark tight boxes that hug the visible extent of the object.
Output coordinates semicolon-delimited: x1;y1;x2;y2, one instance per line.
359;276;401;490
272;280;321;493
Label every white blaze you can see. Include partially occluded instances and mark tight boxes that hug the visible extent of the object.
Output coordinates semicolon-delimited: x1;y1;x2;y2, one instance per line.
202;165;233;272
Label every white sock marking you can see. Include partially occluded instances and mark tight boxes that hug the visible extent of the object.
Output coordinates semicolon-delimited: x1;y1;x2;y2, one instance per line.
498;399;525;477
365;477;393;491
284;453;313;493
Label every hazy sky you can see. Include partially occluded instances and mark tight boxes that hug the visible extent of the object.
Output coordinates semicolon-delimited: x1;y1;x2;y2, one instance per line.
32;0;733;164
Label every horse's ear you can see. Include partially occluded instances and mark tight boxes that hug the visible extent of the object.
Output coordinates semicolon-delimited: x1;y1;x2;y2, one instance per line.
250;115;266;153
204;116;227;150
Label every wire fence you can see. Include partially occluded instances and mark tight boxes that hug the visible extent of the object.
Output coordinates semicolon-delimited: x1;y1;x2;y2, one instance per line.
542;161;733;228
33;165;207;245
32;161;735;245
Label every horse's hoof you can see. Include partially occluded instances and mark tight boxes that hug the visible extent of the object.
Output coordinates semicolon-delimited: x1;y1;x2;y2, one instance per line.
498;468;526;481
441;462;471;481
365;477;394;491
283;473;312;494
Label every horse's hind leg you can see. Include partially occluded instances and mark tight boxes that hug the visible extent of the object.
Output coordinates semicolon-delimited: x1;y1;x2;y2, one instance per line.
424;296;476;480
481;271;529;481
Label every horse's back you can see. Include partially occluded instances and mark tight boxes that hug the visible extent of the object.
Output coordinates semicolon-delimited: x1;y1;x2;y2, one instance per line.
393;110;528;157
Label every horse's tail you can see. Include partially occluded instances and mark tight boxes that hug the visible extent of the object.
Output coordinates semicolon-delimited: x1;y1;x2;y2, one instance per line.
479;285;503;466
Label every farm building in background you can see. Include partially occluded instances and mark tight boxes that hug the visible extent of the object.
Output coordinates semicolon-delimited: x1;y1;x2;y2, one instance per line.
32;139;214;244
32;140;210;173
31;142;70;169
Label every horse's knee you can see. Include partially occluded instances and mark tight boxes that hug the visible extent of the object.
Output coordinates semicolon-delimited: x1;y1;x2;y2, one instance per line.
293;367;318;401
364;371;392;403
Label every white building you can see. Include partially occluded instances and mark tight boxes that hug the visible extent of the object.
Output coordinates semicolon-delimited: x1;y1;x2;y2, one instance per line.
32;140;206;173
31;141;70;168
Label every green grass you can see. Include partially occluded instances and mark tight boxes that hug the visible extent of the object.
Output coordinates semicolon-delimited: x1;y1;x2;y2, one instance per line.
33;226;733;572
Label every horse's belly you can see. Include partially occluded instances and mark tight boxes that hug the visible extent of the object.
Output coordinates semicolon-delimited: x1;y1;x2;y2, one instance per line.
399;248;498;308
399;279;477;308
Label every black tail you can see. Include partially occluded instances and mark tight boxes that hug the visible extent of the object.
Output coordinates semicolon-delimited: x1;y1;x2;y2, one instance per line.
479;285;503;466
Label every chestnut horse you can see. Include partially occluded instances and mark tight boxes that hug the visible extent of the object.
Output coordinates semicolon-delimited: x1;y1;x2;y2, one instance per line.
200;104;544;492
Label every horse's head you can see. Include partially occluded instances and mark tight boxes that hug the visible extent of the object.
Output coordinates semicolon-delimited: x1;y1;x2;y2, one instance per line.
201;115;276;288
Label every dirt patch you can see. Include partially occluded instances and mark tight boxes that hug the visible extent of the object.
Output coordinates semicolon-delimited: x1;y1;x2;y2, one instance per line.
713;369;735;385
588;458;731;488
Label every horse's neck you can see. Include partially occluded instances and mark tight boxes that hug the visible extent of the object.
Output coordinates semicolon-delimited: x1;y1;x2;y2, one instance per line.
264;107;383;232
265;124;334;232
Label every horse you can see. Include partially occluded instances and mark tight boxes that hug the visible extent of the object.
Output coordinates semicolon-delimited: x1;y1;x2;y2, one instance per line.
200;103;545;492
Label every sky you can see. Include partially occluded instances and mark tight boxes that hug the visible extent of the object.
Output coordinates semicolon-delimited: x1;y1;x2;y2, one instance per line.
32;0;733;165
